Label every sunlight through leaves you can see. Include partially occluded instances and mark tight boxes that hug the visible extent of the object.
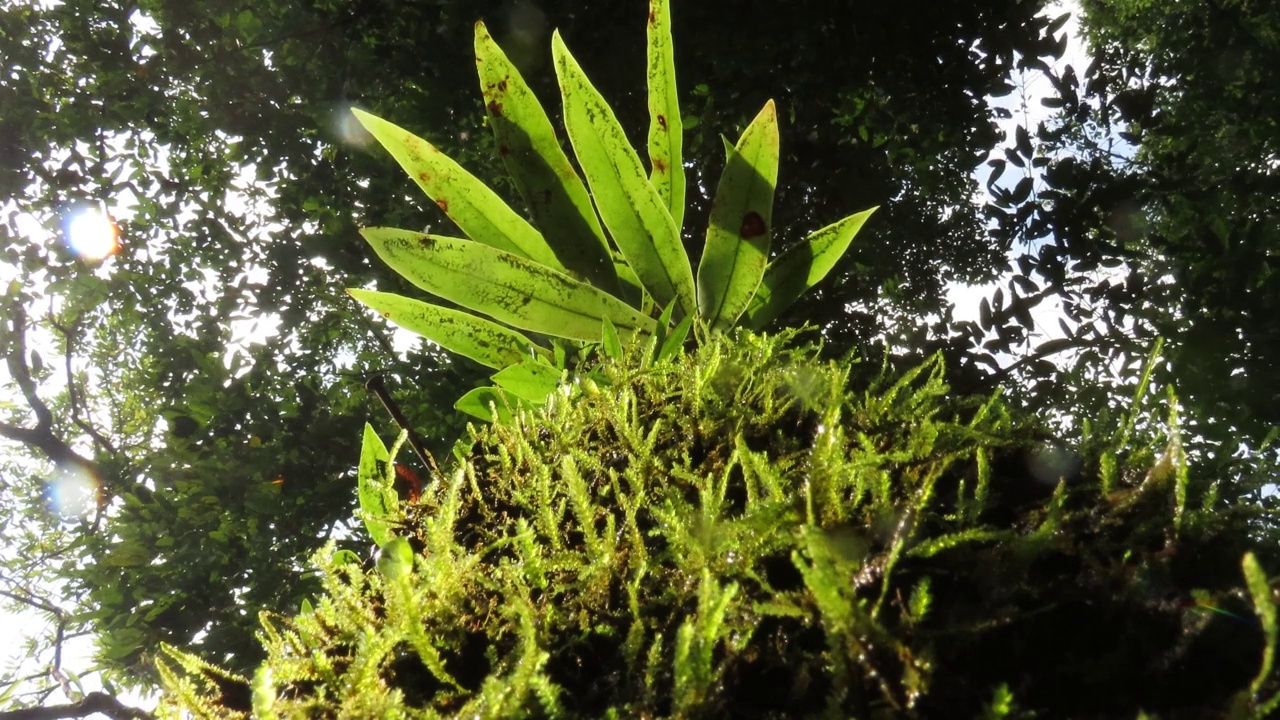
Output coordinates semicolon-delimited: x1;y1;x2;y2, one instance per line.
62;205;119;261
45;464;99;519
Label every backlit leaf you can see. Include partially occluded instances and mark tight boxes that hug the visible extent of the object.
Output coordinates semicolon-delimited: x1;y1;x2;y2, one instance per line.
351;108;563;270
357;423;396;547
455;386;524;424
377;536;414;581
492;358;563;404
698;101;779;331
474;22;618;291
656;313;693;363
348;288;537;370
361;227;656;342
553;31;695;317
646;0;685;231
745;207;876;329
601;317;623;360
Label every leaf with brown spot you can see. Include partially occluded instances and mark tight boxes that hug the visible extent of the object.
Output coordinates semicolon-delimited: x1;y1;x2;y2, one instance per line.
646;0;685;231
555;31;694;317
745;207;877;329
473;22;618;293
351;108;561;269
347;288;539;370
361;227;655;343
697;100;779;331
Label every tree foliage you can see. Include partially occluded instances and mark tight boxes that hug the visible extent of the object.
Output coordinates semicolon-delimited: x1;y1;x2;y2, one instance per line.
965;0;1279;485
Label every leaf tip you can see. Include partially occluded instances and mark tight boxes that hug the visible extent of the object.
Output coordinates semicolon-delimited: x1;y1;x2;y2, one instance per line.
349;106;379;131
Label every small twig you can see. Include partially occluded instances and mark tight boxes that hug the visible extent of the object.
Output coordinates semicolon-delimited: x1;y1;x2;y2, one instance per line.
365;375;443;485
47;316;116;455
987;336;1094;384
0;587;75;704
0;588;62;617
361;316;397;357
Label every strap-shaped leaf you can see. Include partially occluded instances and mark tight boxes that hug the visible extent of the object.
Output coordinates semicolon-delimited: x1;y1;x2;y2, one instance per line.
646;0;685;232
474;22;619;293
645;298;678;367
656;313;693;364
601;317;623;360
351;108;564;270
361;227;656;342
744;206;877;329
552;31;696;318
347;288;537;370
697;100;779;331
357;423;395;547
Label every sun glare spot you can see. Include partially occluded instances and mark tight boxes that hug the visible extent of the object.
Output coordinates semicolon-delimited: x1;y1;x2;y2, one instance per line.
47;465;100;518
64;205;119;261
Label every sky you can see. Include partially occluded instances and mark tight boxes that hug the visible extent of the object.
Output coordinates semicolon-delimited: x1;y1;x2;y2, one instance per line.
0;1;1091;715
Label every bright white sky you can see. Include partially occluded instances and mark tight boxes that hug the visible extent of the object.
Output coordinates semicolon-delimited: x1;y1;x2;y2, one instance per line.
0;2;1090;715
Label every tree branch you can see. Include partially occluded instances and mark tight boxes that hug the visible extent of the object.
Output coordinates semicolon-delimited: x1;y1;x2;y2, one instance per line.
0;421;94;477
5;305;53;431
0;304;98;477
0;692;154;720
0;588;63;618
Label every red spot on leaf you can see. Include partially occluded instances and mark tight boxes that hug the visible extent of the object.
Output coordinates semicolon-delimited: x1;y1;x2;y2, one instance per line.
648;3;656;24
497;79;508;92
393;463;422;503
436;199;449;213
653;158;668;173
417;171;432;184
657;114;668;131
487;100;503;116
740;211;767;239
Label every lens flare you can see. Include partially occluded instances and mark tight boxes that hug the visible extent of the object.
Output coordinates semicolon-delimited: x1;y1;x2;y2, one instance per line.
335;108;373;148
46;464;100;518
64;206;120;261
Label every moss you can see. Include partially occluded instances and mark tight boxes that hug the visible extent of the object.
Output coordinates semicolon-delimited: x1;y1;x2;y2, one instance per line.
159;330;1279;718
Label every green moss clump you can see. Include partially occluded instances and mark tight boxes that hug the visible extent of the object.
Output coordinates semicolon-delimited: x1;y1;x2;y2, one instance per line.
159;330;1279;718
